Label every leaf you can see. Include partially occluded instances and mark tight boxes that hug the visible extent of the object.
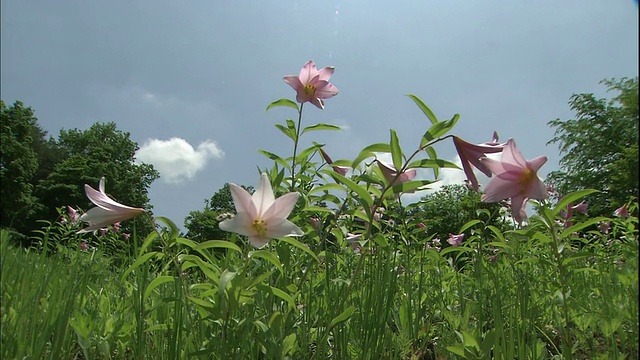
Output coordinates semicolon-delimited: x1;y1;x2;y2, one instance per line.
562;251;596;266
406;94;439;124
329;306;355;329
459;219;482;233
551;189;599;217
329;172;373;209
144;276;174;301
389;129;403;171
218;269;237;298
266;98;299;112
560;216;609;238
302;123;342;134
425;146;439;178
257;150;291;169
372;233;389;248
270;286;296;310
275;123;297;142
390;180;435;194
421;114;460;143
121;252;159;280
195;240;243;254
279;237;319;262
155;216;179;240
405;158;460;170
249;250;283;274
351;143;391;168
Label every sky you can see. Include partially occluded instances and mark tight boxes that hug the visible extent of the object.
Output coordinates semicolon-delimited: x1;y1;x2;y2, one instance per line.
1;1;638;232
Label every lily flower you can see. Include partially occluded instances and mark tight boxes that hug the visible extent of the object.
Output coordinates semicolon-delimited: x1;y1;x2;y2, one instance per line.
320;148;349;176
614;204;629;219
78;177;145;234
452;132;506;192
67;206;79;224
283;60;339;109
479;139;548;218
219;173;303;248
376;160;417;187
447;233;464;247
571;201;588;215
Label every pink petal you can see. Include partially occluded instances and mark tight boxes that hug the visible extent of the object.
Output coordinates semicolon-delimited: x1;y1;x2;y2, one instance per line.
264;218;304;239
318;66;335;81
309;97;324;109
524;176;547;201
283;75;303;91
527;155;548;172
501;139;527;167
262;192;300;222
248;235;272;249
510;195;527;218
252;174;275;215
481;176;522;203
218;213;255;237
299;60;318;84
315;82;339;99
228;183;258;220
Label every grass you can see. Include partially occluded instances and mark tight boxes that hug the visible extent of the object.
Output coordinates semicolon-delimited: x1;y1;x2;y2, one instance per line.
1;207;637;359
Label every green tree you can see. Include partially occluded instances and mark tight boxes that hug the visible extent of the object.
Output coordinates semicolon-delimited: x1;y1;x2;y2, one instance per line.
0;101;40;231
410;184;513;242
36;122;160;236
547;77;639;217
184;183;253;242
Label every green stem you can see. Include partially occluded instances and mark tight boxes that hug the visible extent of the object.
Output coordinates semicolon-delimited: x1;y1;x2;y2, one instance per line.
290;103;304;192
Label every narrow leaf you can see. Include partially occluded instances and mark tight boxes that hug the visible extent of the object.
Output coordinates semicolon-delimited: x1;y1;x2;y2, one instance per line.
329;306;355;329
406;94;439;124
302;123;342;134
266;98;299;112
390;129;403;171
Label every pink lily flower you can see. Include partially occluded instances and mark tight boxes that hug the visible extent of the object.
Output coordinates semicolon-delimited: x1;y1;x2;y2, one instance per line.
447;233;464;247
320;148;349;176
219;173;304;248
452;132;506;192
479;139;548;218
283;60;339;109
67;206;79;224
614;204;629;219
78;177;145;234
376;160;417;187
571;201;588;215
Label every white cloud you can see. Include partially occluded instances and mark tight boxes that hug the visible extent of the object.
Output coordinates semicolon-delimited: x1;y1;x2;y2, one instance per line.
135;137;224;184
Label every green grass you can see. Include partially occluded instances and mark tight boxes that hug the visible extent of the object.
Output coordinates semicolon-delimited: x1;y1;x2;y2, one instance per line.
2;209;638;359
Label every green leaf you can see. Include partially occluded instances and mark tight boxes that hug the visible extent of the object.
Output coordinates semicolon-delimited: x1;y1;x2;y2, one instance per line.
351;143;391;168
279;237;319;263
275;123;297;141
390;180;435;194
562;251;596;266
195;240;243;253
144;276;174;301
551;189;599;217
459;219;482;233
329;172;373;209
122;252;159;280
425;146;440;178
218;269;237;298
560;216;610;238
405;158;460;170
257;150;291;169
422;114;460;143
329;306;355;329
155;216;179;240
266;98;299;112
389;129;403;171
372;233;389;248
302;123;342;134
249;250;283;274
406;94;439;124
270;286;296;310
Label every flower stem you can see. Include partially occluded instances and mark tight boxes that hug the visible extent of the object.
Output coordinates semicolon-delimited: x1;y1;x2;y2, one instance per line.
290;103;304;192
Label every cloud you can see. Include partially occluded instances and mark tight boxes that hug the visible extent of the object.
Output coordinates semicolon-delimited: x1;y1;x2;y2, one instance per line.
135;137;224;184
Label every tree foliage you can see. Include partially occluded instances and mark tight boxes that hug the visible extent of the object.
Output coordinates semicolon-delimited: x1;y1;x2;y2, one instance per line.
547;77;639;217
184;183;253;242
1;100;160;237
0;101;40;231
410;184;513;242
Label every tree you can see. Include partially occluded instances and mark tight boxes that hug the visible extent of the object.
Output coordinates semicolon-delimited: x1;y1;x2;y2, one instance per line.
184;183;253;242
36;122;160;236
547;77;639;217
0;101;40;231
410;184;513;242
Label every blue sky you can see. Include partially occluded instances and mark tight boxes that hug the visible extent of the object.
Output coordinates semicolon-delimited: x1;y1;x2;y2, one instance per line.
1;1;638;231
